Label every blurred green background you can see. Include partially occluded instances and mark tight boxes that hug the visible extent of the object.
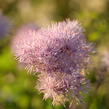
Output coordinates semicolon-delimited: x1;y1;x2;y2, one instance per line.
0;0;109;109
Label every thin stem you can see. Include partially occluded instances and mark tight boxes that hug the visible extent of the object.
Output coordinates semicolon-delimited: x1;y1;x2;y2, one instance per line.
69;104;76;109
65;103;70;109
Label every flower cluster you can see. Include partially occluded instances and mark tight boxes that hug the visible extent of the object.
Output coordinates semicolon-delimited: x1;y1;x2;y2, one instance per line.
12;20;93;105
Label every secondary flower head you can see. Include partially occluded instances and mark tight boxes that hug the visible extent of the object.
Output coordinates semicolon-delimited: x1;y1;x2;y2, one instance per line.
12;24;39;71
0;13;11;39
12;20;93;105
37;71;90;105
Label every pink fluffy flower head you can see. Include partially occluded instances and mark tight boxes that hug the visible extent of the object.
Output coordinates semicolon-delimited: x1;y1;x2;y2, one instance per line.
12;20;93;105
12;20;92;74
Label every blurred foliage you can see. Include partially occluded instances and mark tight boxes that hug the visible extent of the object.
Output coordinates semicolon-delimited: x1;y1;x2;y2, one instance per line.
0;0;109;109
